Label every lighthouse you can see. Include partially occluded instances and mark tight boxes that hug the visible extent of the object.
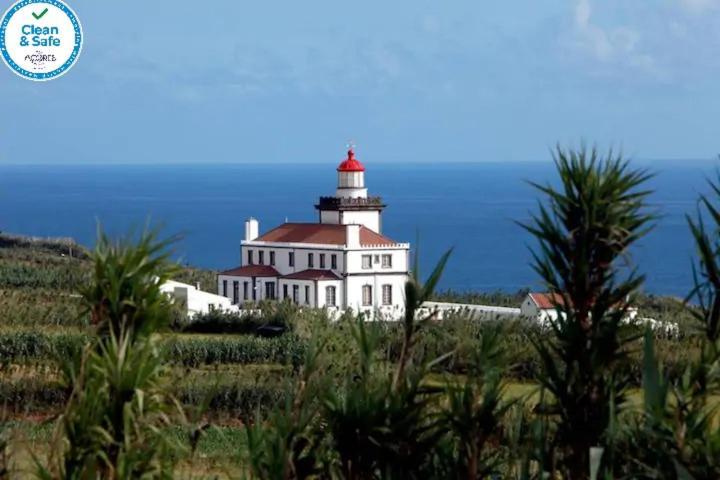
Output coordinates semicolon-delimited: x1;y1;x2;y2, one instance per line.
217;145;409;319
316;147;386;233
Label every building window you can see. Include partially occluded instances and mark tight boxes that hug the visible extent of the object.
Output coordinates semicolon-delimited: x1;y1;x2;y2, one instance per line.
331;254;337;269
270;251;275;266
326;286;336;306
259;251;265;265
293;285;299;303
374;255;380;264
362;285;372;306
308;253;314;268
265;282;275;300
382;285;392;305
248;250;254;265
233;281;239;304
382;254;392;268
305;285;310;305
320;254;326;269
283;284;288;299
222;280;227;297
243;281;248;300
361;255;372;269
289;251;295;267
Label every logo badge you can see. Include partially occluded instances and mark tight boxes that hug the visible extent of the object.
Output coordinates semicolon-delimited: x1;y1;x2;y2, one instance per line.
0;0;82;81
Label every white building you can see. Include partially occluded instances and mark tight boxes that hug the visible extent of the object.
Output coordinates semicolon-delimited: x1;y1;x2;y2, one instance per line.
217;147;410;319
520;292;639;324
160;280;239;316
520;292;565;323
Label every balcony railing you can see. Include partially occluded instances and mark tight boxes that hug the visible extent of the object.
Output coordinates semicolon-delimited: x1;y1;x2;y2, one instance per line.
316;196;385;209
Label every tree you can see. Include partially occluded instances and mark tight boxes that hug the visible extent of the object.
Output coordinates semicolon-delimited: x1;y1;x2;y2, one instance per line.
38;228;185;479
522;145;655;478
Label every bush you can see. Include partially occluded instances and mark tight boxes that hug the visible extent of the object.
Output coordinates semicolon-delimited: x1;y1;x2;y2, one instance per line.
176;310;279;335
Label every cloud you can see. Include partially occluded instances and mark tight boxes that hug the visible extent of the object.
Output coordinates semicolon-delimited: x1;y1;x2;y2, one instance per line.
567;0;661;77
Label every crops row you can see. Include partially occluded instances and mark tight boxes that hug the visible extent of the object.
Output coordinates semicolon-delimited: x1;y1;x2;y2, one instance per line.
162;334;305;367
0;288;88;327
0;263;89;290
0;330;306;367
0;376;288;417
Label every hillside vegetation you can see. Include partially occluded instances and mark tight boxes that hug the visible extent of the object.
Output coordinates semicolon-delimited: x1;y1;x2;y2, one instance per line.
1;148;719;479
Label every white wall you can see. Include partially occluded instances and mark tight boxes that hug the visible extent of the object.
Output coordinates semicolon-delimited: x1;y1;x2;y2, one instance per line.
218;275;257;304
161;280;236;316
278;279;315;305
320;210;380;233
320;211;340;224
341;211;380;232
316;279;344;310
335;187;368;199
519;295;561;324
519;296;539;318
241;243;345;276
345;273;408;318
345;247;408;274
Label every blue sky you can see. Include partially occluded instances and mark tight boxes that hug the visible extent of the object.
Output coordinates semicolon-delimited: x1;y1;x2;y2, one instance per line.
2;0;720;164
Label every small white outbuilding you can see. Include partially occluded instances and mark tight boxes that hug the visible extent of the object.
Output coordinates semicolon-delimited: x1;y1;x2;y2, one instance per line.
160;280;239;317
520;292;639;324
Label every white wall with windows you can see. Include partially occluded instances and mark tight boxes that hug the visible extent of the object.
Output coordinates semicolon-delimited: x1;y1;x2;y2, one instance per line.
241;243;345;276
316;279;343;309
217;274;280;304
345;248;408;274
277;279;315;305
345;273;407;317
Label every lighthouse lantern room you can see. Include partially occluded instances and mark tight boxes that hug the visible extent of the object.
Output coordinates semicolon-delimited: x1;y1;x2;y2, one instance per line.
316;147;386;233
336;148;367;198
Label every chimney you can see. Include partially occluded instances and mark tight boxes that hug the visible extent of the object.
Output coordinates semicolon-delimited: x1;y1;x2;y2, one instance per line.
245;217;259;241
346;224;360;248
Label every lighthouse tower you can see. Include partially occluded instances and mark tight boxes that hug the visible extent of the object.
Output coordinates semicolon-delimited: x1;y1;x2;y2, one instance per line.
316;147;386;233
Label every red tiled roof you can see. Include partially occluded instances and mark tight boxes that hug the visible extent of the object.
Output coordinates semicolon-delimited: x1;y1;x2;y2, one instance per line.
255;223;396;246
220;265;280;277
528;292;631;311
283;269;342;281
528;292;566;310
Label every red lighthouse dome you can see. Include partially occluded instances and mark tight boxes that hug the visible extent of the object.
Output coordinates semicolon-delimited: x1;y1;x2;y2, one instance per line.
337;148;365;172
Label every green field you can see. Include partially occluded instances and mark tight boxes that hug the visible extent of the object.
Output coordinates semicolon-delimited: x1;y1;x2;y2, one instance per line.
1;231;718;479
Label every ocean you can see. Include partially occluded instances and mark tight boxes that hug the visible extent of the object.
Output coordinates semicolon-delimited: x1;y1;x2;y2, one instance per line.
0;161;715;296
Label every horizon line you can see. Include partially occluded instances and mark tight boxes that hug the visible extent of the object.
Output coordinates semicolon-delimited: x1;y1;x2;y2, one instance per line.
1;158;717;167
